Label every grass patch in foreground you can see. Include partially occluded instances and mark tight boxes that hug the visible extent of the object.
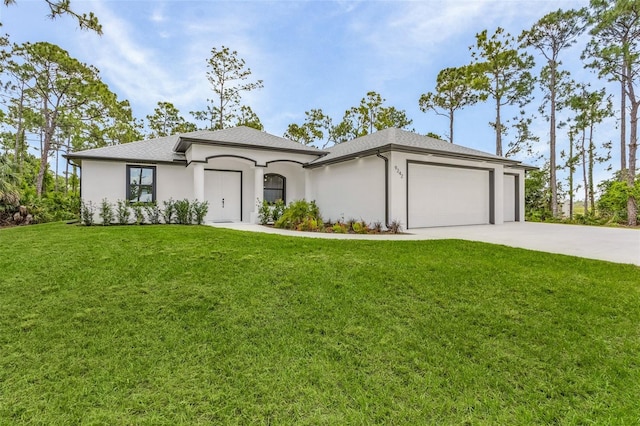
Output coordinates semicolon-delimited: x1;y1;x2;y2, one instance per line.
1;223;639;424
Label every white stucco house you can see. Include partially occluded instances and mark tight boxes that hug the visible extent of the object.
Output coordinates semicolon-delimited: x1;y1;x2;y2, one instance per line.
66;126;534;228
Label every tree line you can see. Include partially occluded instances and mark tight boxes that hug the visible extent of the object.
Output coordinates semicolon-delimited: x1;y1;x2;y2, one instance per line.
0;0;638;227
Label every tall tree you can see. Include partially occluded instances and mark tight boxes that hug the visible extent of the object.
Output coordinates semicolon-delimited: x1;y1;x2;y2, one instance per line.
235;105;263;130
9;41;133;196
193;46;263;130
419;66;478;143
520;8;587;218
286;94;412;148
505;113;540;158
0;58;41;170
583;0;640;225
562;126;581;219
469;27;535;157
568;85;614;214
146;101;196;138
284;108;332;146
3;0;102;33
333;91;412;142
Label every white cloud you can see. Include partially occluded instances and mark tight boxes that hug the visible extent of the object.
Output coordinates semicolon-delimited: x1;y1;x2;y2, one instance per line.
75;1;211;118
149;5;166;23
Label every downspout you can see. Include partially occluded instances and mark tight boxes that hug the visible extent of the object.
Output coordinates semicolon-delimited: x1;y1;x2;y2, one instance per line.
375;151;389;227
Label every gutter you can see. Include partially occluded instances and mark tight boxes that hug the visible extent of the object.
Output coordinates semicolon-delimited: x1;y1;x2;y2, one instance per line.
375;150;390;227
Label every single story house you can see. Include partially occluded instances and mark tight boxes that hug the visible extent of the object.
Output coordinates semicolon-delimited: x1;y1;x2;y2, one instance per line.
66;126;535;228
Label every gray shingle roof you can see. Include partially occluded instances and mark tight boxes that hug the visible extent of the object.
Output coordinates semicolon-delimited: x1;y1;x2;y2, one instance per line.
66;133;185;163
67;126;323;163
174;126;323;154
66;126;530;169
309;128;519;166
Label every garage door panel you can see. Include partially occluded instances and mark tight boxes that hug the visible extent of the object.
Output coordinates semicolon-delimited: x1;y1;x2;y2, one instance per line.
503;175;516;222
408;163;490;228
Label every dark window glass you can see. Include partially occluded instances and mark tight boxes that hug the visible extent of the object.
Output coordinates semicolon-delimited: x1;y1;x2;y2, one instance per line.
264;173;285;204
127;165;156;203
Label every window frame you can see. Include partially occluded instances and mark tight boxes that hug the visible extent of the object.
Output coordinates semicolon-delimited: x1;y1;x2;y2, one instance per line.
263;173;286;205
126;165;157;203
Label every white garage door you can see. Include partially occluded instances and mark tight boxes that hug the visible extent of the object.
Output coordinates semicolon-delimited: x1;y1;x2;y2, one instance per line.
408;163;491;228
204;170;242;222
503;174;516;222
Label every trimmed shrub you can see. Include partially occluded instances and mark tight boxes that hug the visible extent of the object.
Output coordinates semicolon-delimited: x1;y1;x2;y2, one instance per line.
272;199;285;222
274;199;322;230
174;199;192;225
352;221;370;234
80;200;95;226
296;217;319;232
162;199;175;224
116;200;130;225
145;204;162;224
132;203;145;225
258;199;271;225
99;199;114;225
332;222;347;233
192;200;209;225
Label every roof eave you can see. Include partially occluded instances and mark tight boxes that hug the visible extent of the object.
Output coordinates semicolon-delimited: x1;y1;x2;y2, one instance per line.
174;136;325;156
64;153;186;165
305;143;522;169
508;163;539;171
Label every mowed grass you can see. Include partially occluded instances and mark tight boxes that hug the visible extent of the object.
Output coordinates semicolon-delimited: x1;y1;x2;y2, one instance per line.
1;223;639;424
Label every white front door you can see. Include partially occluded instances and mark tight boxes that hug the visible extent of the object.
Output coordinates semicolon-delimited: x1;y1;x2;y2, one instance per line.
205;170;242;222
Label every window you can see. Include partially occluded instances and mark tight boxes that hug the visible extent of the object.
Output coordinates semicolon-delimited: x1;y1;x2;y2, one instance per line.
127;165;156;203
264;173;285;204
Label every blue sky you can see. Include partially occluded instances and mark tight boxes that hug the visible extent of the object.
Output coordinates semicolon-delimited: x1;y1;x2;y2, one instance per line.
1;0;623;187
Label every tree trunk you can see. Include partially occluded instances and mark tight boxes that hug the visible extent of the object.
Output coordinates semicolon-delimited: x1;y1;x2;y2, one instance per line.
549;64;558;217
626;59;638;226
588;123;595;215
36;109;56;197
569;134;574;220
14;82;25;171
627;100;638;226
620;65;627;177
449;107;454;144
495;85;502;156
64;136;70;194
219;80;225;130
581;128;588;213
54;142;59;193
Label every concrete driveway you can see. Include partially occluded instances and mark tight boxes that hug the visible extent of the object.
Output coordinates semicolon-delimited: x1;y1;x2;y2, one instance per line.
209;222;640;266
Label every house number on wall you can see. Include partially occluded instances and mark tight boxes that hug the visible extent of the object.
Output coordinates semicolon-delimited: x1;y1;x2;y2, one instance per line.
394;165;404;179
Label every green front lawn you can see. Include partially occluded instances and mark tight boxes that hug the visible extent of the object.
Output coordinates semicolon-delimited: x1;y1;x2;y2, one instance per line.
1;223;638;424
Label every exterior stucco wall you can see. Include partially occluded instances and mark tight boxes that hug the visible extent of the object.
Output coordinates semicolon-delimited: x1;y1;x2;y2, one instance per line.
80;160;192;223
157;163;193;202
310;155;386;225
81;160;126;207
188;144;319;166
